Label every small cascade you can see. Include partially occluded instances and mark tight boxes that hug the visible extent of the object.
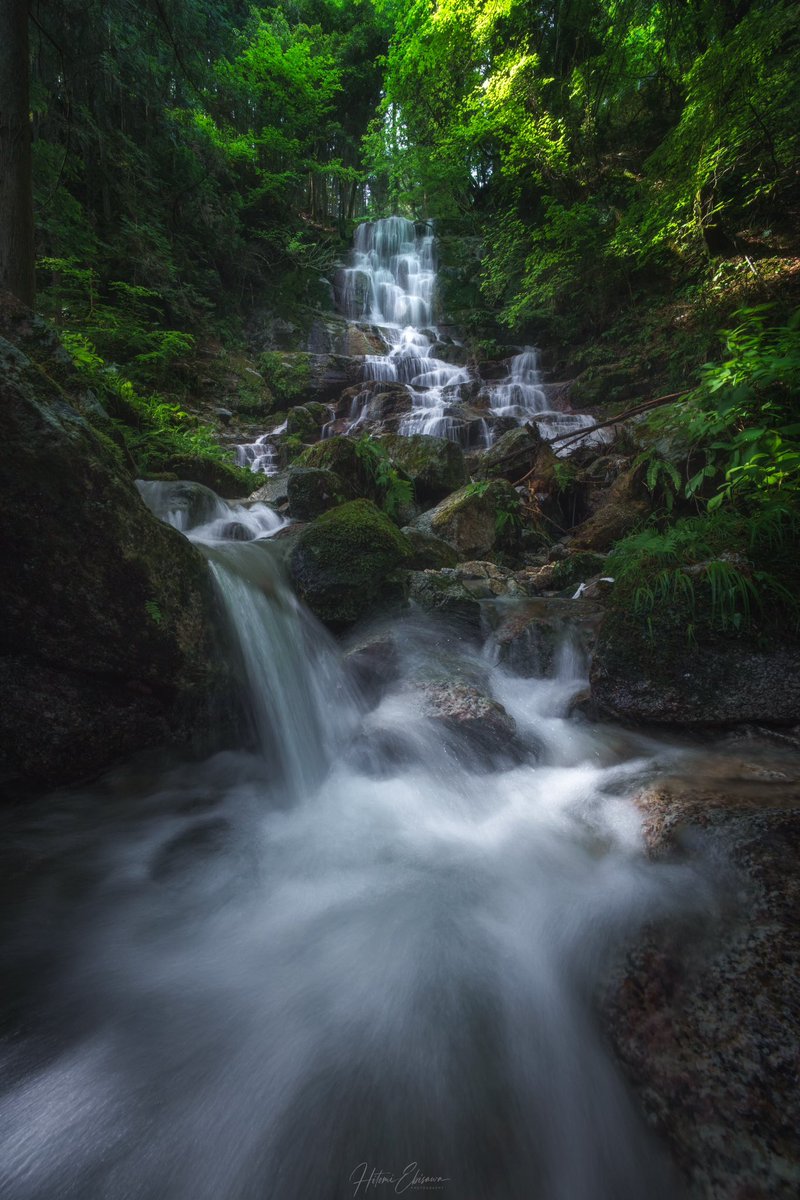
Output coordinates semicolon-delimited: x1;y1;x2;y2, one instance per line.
487;349;612;455
137;479;286;542
137;478;359;798
235;421;287;477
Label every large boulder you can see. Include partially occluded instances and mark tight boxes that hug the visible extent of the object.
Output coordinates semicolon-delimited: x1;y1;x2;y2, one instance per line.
377;433;467;503
0;298;229;792
289;499;413;628
604;759;800;1197
591;607;800;726
412;479;521;560
286;466;349;520
401;527;460;570
568;467;648;551
294;435;372;498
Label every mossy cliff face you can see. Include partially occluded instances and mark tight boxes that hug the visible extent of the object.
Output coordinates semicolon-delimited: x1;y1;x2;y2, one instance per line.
0;297;229;792
289;499;413;628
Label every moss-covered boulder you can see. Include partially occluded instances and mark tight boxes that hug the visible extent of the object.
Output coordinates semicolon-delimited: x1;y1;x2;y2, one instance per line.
286;467;349;520
401;527;460;570
285;401;330;440
473;425;542;482
289;499;413;628
377;433;467;502
295;435;372;498
154;455;260;499
413;479;521;560
0;297;229;792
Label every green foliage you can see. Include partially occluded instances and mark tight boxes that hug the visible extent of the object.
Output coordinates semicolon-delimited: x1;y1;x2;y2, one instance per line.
60;331;231;474
258;352;312;407
607;508;800;636
145;600;164;625
354;434;413;520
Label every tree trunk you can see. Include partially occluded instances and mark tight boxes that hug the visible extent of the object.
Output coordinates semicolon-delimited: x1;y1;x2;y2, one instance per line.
0;0;35;308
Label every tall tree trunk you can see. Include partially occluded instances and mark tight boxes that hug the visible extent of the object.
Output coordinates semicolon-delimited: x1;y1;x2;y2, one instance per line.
0;0;35;307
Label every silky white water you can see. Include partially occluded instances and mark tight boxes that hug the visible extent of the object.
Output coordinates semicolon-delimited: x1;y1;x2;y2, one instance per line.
0;488;720;1199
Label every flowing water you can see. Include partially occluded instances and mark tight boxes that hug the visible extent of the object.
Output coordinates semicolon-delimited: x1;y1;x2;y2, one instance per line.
0;482;727;1199
331;216;609;454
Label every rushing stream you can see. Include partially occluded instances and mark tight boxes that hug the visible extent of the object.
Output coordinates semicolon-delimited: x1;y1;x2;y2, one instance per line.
0;480;728;1199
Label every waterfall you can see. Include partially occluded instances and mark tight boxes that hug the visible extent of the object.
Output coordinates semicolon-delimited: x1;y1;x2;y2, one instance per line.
137;479;361;798
334;218;609;453
0;476;722;1200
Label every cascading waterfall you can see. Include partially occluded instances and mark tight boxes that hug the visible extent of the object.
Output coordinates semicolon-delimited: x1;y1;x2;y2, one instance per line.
334;217;609;453
339;216;477;444
0;477;725;1200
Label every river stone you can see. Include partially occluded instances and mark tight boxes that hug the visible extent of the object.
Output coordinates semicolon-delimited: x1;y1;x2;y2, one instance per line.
377;433;467;503
415;680;517;756
0;295;230;791
286;467;349;520
604;762;800;1198
591;610;800;727
289;499;413;628
407;570;483;632
413;479;521;560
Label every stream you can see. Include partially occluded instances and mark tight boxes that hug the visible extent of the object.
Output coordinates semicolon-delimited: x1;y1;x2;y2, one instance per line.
0;484;726;1200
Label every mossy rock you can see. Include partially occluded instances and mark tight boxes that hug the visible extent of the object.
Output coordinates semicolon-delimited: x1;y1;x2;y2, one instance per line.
295;435;373;499
414;479;522;560
161;456;260;499
401;527;460;570
286;467;350;521
289;499;414;628
286;401;330;439
377;433;467;502
0;297;231;790
407;570;483;632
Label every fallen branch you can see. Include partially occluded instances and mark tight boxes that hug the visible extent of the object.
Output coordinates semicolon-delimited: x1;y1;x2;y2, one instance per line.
548;390;690;449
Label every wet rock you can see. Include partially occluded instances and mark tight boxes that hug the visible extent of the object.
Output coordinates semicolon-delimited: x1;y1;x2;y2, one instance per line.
156;455;258;499
591;611;800;727
413;479;521;560
490;598;603;676
0;296;230;791
295;436;373;499
415;680;517;757
285;401;331;441
286;467;349;521
289;500;413;628
342;628;400;703
604;766;800;1198
401;528;460;570
249;470;290;506
407;570;484;632
378;433;467;503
